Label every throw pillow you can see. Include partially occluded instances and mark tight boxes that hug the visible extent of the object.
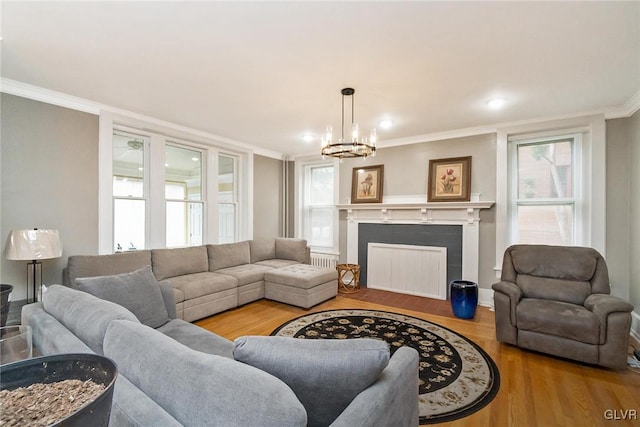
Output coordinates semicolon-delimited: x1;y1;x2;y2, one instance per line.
233;336;390;427
274;238;307;263
75;265;170;328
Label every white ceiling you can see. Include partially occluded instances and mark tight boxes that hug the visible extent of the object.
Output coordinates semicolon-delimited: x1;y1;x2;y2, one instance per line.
2;1;639;157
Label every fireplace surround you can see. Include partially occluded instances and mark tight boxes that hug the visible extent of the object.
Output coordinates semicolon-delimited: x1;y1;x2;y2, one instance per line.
338;199;494;298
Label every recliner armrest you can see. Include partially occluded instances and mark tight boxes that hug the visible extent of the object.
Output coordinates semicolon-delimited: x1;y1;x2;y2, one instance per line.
584;294;633;344
584;294;633;314
492;281;522;302
492;281;522;327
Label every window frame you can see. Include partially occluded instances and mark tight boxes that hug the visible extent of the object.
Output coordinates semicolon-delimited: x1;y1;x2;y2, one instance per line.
296;158;339;254
494;115;606;279
217;153;240;244
508;134;583;246
164;142;206;248
99;112;251;254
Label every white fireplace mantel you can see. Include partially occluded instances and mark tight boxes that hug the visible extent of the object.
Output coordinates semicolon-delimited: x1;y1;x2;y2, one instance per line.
336;201;494;224
337;200;495;286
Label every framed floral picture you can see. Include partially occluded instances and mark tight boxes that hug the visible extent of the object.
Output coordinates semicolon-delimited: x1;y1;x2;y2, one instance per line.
427;156;472;202
351;164;384;203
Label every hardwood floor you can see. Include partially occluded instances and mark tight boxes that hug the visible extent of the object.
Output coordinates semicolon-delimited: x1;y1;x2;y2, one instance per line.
195;289;640;427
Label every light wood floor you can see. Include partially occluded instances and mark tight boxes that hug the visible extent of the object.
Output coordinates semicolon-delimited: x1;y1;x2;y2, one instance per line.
196;290;640;427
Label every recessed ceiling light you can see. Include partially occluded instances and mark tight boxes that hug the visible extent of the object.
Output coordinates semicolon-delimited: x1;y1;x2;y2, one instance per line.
379;119;393;129
487;98;506;110
303;134;314;142
191;157;199;162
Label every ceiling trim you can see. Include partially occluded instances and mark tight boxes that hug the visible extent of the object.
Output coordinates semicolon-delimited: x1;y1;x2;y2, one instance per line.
604;90;640;119
3;78;638;161
0;78;284;160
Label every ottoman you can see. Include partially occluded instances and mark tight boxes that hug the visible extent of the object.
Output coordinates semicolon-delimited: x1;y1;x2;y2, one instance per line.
264;264;338;309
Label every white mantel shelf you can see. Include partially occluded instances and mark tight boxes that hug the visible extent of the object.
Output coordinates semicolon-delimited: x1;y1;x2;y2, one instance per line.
336;201;495;210
337;201;495;224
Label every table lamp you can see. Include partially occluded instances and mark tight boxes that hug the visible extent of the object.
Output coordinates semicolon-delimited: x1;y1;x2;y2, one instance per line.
5;229;62;303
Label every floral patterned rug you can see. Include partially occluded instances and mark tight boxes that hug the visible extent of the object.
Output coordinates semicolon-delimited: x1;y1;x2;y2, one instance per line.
271;309;500;424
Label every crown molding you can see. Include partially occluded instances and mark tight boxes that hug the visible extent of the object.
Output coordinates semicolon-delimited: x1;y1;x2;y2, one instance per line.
1;78;102;115
4;77;637;159
1;78;284;160
604;90;640;119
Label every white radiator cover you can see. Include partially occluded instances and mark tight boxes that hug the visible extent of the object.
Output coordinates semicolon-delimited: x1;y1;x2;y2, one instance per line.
310;252;339;269
367;243;447;300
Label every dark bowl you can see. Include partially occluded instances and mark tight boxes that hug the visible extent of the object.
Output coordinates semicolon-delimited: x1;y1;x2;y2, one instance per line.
1;353;118;427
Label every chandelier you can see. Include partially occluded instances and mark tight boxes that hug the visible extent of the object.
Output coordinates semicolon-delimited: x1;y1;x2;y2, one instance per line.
321;88;376;159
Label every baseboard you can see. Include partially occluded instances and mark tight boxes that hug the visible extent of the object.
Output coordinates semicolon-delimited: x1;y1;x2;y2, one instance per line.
631;311;640;343
479;288;494;311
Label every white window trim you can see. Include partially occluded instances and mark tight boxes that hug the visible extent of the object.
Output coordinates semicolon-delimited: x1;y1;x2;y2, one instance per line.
99;111;252;254
294;157;340;254
508;133;583;245
494;114;606;277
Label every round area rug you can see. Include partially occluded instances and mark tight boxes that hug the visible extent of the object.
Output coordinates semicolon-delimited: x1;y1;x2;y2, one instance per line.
271;309;500;424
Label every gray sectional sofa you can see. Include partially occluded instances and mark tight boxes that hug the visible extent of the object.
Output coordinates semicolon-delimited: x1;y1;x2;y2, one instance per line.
64;238;337;321
22;280;420;426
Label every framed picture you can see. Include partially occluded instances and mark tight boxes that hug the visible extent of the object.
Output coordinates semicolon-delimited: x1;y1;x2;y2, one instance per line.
427;156;472;202
351;164;384;203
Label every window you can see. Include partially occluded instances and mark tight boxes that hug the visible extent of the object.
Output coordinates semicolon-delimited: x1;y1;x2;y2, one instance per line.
101;112;251;254
111;131;208;250
510;136;579;245
303;163;336;250
218;154;238;244
165;144;204;247
112;132;148;252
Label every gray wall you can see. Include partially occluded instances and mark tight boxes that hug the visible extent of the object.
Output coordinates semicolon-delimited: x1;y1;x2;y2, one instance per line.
606;112;639;315
628;110;640;314
253;154;283;239
606;118;631;300
1;94;99;300
338;133;497;290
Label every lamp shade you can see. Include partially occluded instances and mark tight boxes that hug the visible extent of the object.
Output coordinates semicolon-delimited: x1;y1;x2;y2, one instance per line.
5;229;63;261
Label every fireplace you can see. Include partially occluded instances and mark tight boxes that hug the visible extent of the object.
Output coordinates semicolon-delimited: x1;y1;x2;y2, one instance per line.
338;200;494;299
358;223;462;287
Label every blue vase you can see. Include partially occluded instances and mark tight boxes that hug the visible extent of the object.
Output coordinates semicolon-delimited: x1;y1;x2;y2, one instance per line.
450;280;478;319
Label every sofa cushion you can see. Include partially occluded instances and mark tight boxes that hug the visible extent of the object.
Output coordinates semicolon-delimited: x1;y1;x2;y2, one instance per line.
214;264;273;286
208;241;251;271
151;246;209;281
42;285;139;355
165;272;238;300
275;238;307;263
66;250;152;287
264;264;337;289
104;320;307;427
516;298;600;344
254;259;300;269
249;238;276;263
75;265;170;329
234;336;389;427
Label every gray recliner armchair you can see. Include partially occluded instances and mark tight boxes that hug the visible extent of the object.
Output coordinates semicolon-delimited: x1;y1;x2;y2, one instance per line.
492;244;633;369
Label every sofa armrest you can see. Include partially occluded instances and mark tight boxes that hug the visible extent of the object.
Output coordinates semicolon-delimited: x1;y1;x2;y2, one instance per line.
157;280;177;319
21;303;94;355
330;347;419;427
